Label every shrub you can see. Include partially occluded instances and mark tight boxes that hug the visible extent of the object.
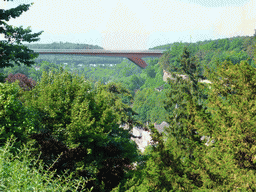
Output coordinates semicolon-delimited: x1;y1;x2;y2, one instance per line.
5;73;37;91
0;134;92;192
0;72;8;83
26;131;98;191
0;81;40;156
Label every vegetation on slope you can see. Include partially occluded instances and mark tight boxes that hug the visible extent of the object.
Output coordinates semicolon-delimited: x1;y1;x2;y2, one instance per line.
2;1;256;191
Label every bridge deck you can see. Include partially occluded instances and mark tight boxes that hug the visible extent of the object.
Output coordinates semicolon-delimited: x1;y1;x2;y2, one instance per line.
31;49;165;53
32;49;165;68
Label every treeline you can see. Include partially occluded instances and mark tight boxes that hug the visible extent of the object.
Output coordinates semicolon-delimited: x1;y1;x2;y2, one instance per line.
32;54;124;66
154;35;256;76
24;41;126;65
23;41;104;49
131;35;256;124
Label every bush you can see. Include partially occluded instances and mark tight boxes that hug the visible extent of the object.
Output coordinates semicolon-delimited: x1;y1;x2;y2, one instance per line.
0;135;93;192
5;73;37;91
0;72;8;83
0;81;40;156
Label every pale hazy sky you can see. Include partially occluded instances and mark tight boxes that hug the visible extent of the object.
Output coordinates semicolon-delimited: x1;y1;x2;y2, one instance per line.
1;0;256;50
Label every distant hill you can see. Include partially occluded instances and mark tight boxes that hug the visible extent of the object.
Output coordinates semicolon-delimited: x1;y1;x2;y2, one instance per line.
148;34;256;79
148;35;255;52
23;42;104;49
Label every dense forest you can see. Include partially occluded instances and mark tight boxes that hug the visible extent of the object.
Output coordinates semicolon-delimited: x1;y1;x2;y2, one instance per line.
23;41;104;49
1;2;256;191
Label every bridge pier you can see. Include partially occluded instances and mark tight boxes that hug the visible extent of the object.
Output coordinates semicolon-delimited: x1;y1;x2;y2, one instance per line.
127;56;147;68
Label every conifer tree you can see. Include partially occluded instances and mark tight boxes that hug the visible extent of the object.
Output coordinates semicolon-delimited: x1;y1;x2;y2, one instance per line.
178;32;256;191
188;58;256;190
155;46;209;188
160;46;207;161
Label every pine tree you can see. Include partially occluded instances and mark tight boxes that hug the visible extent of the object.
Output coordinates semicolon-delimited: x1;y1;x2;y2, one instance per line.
159;46;209;188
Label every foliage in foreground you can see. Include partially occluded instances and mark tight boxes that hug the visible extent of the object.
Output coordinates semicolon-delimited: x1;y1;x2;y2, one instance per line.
0;80;39;155
0;135;93;191
13;67;142;191
0;1;43;69
191;59;256;190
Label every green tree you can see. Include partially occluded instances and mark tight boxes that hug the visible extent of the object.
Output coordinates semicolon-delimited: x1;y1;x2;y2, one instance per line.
0;0;43;81
19;68;141;191
148;46;206;188
123;38;256;191
145;66;156;78
119;74;145;94
132;86;169;124
159;49;172;72
0;80;40;157
242;36;256;59
228;37;244;51
116;46;208;191
188;58;256;190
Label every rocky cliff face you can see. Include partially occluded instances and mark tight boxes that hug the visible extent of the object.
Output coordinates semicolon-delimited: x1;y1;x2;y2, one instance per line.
131;128;152;153
163;69;188;82
163;69;212;84
163;69;174;82
128;121;214;153
130;121;169;153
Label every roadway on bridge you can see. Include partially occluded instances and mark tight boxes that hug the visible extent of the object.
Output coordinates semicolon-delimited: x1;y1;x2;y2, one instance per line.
32;49;166;68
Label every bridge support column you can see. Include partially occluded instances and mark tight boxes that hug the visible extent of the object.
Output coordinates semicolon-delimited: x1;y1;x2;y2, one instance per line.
127;56;147;68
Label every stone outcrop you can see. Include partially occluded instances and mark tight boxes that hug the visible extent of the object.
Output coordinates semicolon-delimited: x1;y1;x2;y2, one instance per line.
163;69;212;84
130;121;169;153
127;121;214;153
163;69;189;82
130;128;152;153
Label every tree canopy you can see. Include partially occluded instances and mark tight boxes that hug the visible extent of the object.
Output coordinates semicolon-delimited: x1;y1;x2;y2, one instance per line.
0;1;43;69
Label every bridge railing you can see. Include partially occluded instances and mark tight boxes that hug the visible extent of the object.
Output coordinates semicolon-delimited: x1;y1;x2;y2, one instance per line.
31;49;165;53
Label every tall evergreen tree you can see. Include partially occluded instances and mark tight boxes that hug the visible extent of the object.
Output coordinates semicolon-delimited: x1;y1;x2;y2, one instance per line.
112;35;256;192
189;59;256;190
161;46;207;161
154;46;209;189
113;46;209;191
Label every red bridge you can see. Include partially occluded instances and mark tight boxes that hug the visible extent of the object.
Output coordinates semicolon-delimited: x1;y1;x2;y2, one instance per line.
32;49;165;68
